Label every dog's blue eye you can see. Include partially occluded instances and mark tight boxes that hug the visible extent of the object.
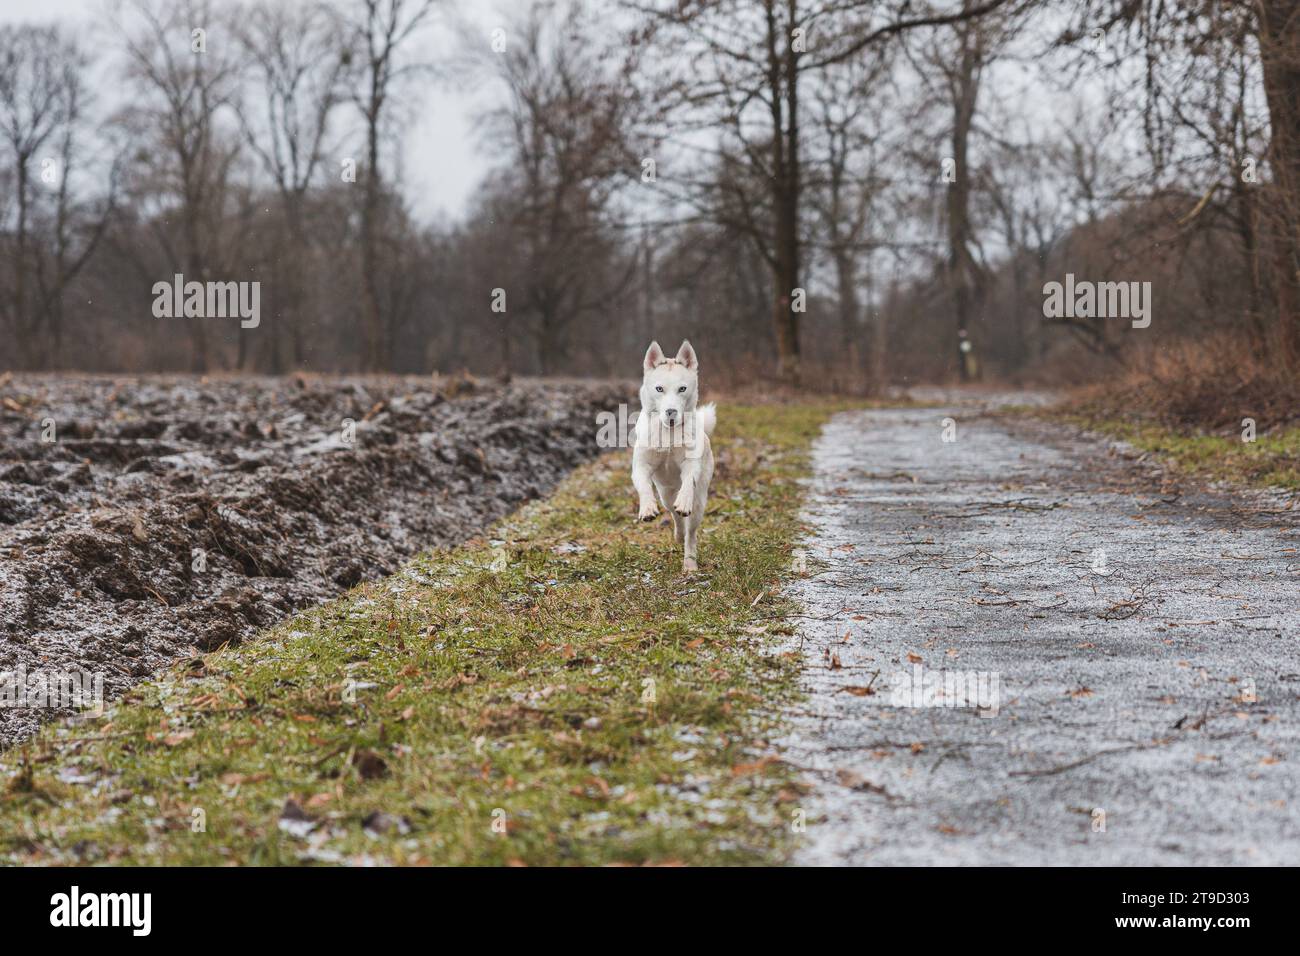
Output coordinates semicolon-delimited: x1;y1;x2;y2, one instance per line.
677;386;687;393
655;386;664;392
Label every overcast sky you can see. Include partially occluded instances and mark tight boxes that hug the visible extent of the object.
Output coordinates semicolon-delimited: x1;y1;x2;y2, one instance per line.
0;0;505;223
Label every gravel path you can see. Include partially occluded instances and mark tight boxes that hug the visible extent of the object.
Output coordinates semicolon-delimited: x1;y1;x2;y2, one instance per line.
783;403;1300;865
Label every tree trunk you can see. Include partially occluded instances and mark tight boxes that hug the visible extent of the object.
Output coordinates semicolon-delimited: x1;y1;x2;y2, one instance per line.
765;0;802;384
184;244;209;374
15;161;33;368
1258;0;1300;366
945;27;984;383
361;104;385;372
1232;177;1269;348
833;248;861;391
538;302;559;376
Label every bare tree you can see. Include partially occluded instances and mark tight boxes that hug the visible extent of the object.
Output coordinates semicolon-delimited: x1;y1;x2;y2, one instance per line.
234;0;348;371
806;49;894;390
0;24;116;368
339;0;441;372
906;1;1024;381
114;0;245;372
629;0;1016;383
1061;0;1300;367
481;0;642;375
1257;0;1300;364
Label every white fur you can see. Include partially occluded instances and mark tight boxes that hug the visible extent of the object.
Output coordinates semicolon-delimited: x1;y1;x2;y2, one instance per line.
631;340;716;572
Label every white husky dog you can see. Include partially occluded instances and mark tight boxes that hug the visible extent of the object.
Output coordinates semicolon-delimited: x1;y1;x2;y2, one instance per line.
632;340;717;572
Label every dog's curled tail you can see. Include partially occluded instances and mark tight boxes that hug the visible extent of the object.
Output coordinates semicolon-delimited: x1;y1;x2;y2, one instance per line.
697;402;717;437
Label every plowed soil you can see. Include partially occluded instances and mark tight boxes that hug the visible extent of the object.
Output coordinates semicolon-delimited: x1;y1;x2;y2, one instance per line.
0;375;626;747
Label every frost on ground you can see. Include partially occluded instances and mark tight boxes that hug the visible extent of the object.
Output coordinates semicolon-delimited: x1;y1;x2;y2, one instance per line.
782;403;1300;865
0;375;626;747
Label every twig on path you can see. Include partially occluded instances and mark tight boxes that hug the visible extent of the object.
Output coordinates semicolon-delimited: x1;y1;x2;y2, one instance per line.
790;606;853;622
1099;580;1156;620
959;556;1049;574
942;498;1064;518
851;470;919;483
1009;740;1166;778
991;499;1063;511
835;670;880;696
930;747;975;775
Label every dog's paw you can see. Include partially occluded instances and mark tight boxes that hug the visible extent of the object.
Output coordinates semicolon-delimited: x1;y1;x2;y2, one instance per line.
672;493;693;516
681;557;698;573
637;501;659;522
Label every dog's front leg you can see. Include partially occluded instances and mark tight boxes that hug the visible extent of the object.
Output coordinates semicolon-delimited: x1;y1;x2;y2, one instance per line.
631;450;660;522
672;454;699;517
682;520;699;573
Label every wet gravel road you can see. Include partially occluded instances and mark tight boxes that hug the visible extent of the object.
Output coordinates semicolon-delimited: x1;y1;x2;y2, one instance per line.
783;403;1300;865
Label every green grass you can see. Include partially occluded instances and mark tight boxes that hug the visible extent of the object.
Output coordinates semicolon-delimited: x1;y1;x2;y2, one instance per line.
0;402;849;866
1057;414;1300;491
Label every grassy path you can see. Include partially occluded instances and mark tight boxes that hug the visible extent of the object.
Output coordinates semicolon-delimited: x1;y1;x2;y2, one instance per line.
1048;415;1300;492
1;403;844;865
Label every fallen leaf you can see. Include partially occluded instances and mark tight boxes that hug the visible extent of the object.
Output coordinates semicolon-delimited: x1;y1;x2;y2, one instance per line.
352;749;389;780
835;769;889;795
219;772;268;786
731;755;780;777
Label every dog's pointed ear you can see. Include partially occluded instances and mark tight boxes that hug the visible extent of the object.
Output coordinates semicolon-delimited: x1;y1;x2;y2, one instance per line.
643;341;665;370
675;340;698;370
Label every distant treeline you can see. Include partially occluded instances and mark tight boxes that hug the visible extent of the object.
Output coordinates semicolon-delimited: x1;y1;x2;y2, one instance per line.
3;0;1299;390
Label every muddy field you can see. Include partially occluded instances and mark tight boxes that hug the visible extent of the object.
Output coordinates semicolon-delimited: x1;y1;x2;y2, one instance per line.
0;374;627;747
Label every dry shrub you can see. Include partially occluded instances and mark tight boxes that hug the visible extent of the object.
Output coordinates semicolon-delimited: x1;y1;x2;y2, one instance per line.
1074;333;1300;433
